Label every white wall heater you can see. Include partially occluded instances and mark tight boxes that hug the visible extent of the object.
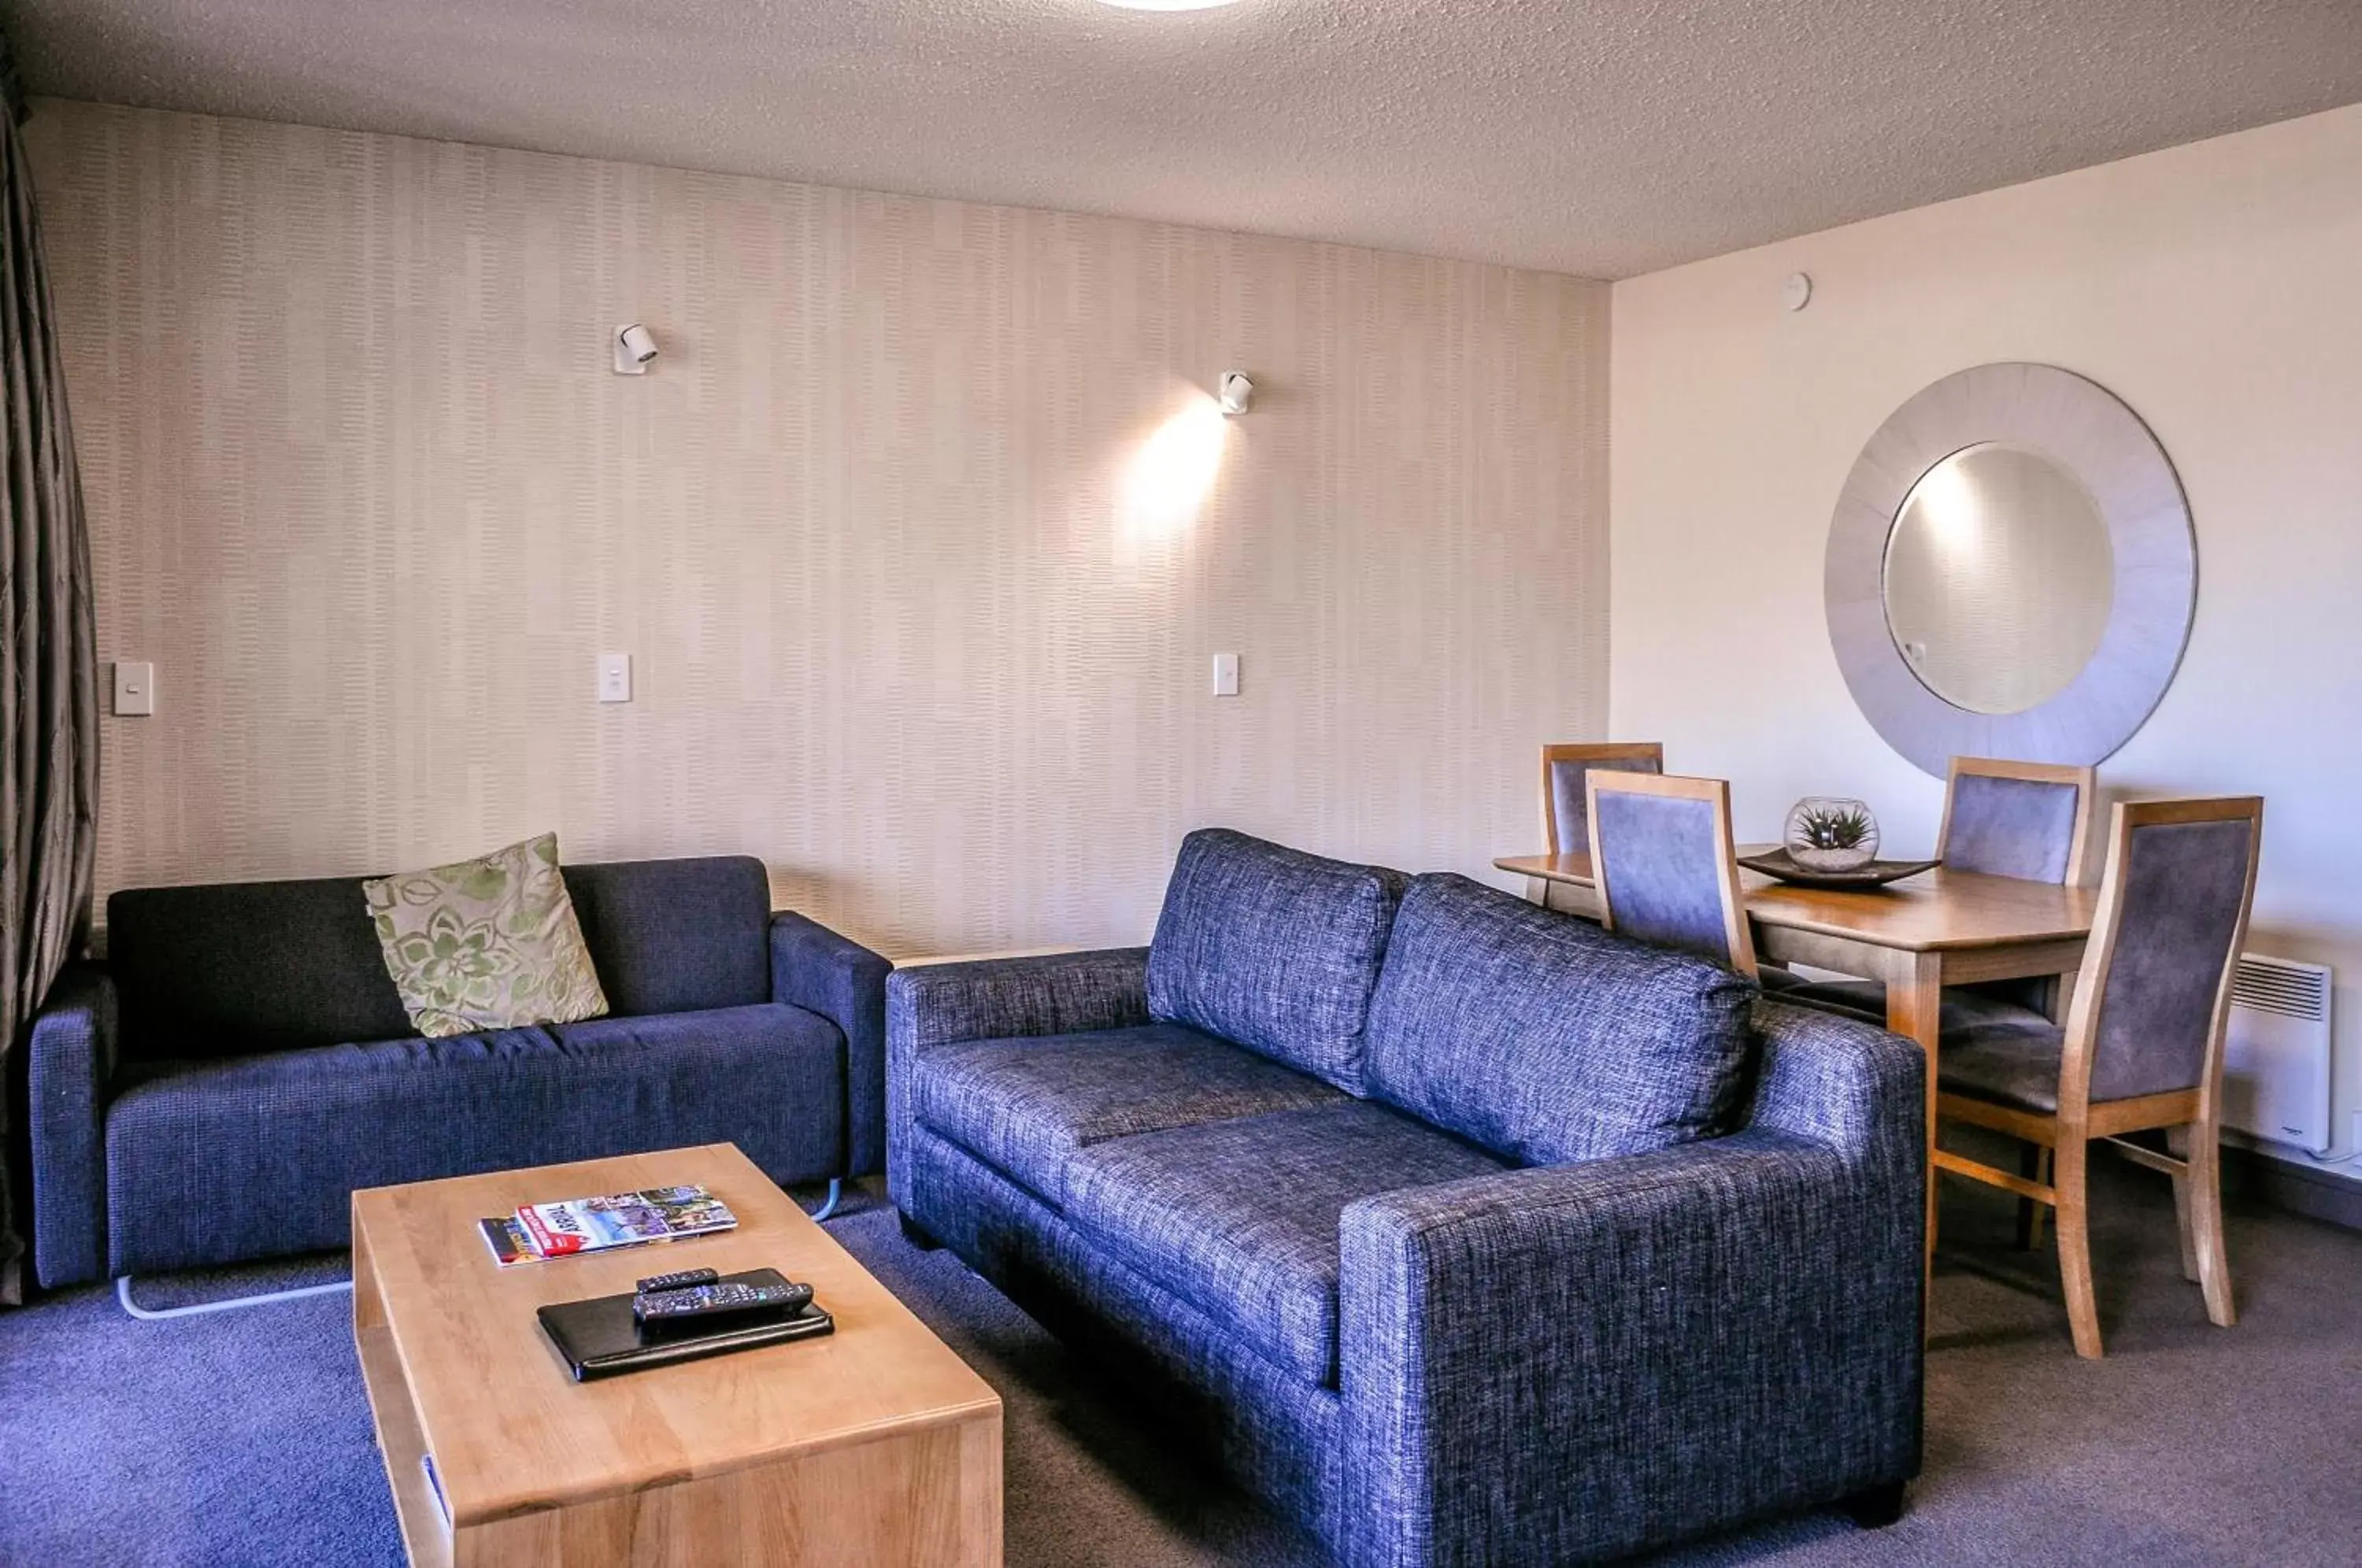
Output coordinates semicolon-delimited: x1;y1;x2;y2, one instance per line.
2220;953;2334;1156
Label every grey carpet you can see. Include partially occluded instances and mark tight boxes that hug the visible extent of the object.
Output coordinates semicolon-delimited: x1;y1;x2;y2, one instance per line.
2;1153;2357;1566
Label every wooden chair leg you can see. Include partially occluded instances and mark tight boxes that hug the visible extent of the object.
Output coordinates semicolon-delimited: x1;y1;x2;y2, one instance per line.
2016;1142;2053;1250
2053;1137;2102;1359
2034;1145;2053;1248
2186;1125;2237;1328
2166;1126;2200;1284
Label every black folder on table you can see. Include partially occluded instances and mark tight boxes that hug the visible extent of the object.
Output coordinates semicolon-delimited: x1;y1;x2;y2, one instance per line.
536;1267;834;1382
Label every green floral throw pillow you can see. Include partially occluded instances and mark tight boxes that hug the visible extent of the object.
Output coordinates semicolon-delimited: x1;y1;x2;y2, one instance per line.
363;833;609;1038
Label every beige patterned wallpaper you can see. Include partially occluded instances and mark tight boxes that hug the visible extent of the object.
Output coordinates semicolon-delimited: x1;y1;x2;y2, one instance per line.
24;100;1609;959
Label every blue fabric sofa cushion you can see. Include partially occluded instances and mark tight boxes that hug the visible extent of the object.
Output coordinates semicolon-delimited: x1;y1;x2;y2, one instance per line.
1364;873;1760;1165
1146;829;1408;1094
102;1003;846;1275
561;856;773;1017
901;1126;1350;1550
107;877;416;1060
913;1022;1342;1206
1061;1101;1506;1388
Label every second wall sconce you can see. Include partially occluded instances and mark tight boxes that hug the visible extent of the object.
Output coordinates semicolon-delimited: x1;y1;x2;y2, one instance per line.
1217;371;1254;416
614;323;660;375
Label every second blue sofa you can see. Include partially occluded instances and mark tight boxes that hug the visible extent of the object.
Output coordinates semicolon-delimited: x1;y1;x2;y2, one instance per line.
890;827;1924;1567
29;854;889;1289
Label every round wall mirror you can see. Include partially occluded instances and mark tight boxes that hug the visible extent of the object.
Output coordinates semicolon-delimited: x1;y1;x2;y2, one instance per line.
1825;364;2194;776
1883;444;2114;715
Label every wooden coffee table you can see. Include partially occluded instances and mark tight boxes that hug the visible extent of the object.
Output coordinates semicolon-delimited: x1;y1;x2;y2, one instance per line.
351;1143;1001;1567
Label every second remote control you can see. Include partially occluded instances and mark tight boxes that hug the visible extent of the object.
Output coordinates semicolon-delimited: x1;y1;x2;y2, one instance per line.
636;1267;720;1294
632;1280;813;1326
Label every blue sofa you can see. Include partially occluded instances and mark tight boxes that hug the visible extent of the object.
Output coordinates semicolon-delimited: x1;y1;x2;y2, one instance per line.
28;854;889;1289
890;829;1923;1566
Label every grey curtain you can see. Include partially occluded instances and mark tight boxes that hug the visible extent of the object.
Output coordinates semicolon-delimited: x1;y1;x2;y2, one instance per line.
0;55;102;1306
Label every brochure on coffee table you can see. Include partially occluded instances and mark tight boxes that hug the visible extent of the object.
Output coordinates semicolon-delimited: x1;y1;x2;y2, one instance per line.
477;1215;541;1267
477;1183;738;1267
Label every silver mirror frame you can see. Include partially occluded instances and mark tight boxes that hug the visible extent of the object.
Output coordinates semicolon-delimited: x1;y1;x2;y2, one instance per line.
1825;362;2195;778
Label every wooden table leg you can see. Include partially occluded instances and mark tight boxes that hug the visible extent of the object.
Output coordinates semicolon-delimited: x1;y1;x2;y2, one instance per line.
1886;952;1946;1271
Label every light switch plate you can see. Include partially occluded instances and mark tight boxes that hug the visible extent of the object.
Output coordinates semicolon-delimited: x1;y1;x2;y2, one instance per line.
598;653;632;704
1212;653;1241;697
113;660;155;716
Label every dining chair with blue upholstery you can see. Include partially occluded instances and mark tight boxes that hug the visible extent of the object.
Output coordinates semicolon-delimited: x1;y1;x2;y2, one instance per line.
1541;741;1664;857
1939;756;2098;885
1799;759;2097;1020
1586;770;1757;978
1934;796;2263;1359
1788;756;2097;1241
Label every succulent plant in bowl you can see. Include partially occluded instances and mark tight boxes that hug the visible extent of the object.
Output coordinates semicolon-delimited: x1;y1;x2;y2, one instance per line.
1783;797;1880;872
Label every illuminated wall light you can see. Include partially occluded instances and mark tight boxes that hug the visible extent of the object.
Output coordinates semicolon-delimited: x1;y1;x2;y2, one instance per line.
1121;397;1229;538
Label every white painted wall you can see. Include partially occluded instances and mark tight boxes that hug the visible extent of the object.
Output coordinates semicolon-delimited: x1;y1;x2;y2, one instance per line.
1610;103;2362;1184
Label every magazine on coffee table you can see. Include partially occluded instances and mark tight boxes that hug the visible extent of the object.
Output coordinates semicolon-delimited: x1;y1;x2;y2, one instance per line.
477;1183;737;1267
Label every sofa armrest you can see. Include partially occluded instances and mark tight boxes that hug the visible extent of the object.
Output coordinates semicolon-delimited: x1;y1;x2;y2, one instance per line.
884;948;1150;1211
1742;997;1929;1163
886;947;1151;1051
768;912;893;1178
1336;1005;1924;1568
28;963;117;1289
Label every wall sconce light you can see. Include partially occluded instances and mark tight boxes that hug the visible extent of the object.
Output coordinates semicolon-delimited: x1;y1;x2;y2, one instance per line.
614;323;660;375
1217;371;1254;416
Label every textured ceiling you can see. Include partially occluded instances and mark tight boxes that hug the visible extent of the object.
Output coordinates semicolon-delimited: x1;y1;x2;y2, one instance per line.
11;0;2362;279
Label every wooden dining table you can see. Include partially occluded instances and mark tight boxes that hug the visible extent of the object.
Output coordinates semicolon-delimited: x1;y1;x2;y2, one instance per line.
1494;847;2100;1262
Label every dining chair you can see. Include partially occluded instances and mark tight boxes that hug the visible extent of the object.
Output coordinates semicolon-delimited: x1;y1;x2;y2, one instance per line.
1939;756;2098;883
1786;756;2098;1238
1932;797;2264;1359
1790;756;2097;1015
1585;771;1757;978
1541;741;1664;857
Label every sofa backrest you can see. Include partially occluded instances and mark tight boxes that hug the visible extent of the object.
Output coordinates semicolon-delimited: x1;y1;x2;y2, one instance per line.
561;857;772;1019
107;855;773;1061
1146;828;1407;1095
109;878;414;1060
1363;873;1759;1166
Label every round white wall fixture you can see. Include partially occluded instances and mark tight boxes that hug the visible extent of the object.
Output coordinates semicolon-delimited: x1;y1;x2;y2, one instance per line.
1782;272;1812;312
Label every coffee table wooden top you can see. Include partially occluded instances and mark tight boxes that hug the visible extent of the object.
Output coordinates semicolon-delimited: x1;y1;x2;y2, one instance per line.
351;1143;999;1532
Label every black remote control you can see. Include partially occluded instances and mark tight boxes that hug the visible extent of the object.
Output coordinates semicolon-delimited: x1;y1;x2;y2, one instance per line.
636;1267;720;1295
632;1279;813;1327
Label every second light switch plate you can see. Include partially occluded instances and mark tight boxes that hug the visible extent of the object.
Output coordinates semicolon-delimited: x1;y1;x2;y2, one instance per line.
598;653;632;703
1212;653;1241;697
113;660;155;716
